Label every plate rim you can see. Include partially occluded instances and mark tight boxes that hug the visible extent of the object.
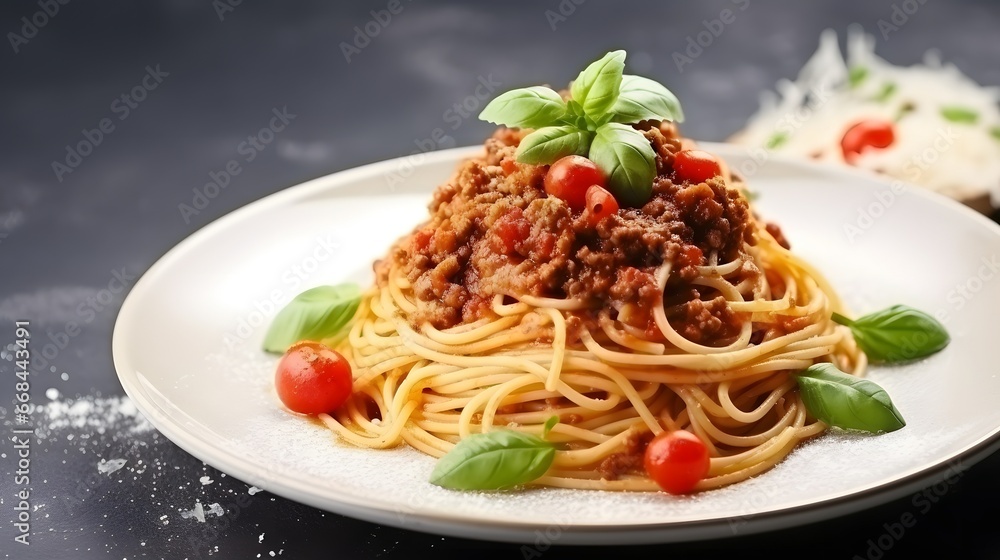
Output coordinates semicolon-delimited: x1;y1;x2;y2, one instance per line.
112;143;1000;544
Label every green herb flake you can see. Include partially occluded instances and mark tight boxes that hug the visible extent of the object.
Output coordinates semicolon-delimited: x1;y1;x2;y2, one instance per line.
940;106;979;124
765;132;788;149
873;82;897;103
848;66;869;89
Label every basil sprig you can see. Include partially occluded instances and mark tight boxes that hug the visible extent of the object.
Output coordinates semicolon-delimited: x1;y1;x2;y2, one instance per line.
832;305;949;364
429;429;555;490
479;50;684;207
262;283;361;353
796;363;906;433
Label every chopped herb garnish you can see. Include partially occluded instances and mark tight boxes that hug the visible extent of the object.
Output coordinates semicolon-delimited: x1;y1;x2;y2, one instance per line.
765;132;788;149
873;82;896;103
848;66;869;89
940;106;979;124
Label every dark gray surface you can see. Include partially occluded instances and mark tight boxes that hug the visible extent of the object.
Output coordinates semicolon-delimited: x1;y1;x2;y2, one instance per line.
2;1;1000;558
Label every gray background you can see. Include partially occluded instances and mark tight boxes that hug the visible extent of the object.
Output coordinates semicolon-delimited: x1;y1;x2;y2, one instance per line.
2;0;999;558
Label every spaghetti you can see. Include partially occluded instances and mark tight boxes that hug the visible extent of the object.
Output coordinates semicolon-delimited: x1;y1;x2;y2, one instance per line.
315;124;865;492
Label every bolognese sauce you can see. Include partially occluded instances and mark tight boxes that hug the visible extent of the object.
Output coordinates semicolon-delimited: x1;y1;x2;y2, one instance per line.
381;123;763;346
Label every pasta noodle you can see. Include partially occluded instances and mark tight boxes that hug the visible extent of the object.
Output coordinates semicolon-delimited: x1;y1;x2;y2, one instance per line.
318;212;864;492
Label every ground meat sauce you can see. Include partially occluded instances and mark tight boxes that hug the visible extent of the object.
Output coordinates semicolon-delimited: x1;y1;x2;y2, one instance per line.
382;122;762;345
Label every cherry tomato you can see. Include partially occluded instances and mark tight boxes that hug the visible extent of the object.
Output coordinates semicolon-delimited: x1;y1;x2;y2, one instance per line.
274;341;353;414
841;119;895;162
644;429;711;495
585;185;619;224
673;150;721;184
544;155;605;211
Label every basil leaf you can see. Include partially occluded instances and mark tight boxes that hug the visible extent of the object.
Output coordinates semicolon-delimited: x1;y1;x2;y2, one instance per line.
833;305;950;363
262;284;361;353
478;86;567;129
570;50;625;119
515;125;593;165
589;123;655;207
542;415;559;438
429;430;555;490
848;66;868;89
796;363;905;433
608;74;684;124
991;127;1000;141
940;106;978;124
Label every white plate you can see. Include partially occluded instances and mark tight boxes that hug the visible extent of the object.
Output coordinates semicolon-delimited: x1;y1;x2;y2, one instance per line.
113;144;1000;544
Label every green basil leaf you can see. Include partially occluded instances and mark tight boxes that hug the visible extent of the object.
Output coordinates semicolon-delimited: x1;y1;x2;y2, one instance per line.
608;74;684;124
429;430;555;490
515;125;593;165
570;50;626;119
262;284;361;353
589;123;655;207
991;127;1000;141
848;66;868;89
542;415;559;438
765;132;788;149
478;86;567;129
559;99;590;129
940;106;979;124
796;363;905;433
833;305;950;363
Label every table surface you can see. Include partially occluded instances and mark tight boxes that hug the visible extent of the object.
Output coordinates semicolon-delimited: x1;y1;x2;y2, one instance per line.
3;1;1000;558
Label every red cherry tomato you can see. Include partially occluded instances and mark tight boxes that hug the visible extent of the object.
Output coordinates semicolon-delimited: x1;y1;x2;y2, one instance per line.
544;155;605;212
585;185;619;224
274;341;353;414
841;119;895;162
644;429;711;495
673;150;721;184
